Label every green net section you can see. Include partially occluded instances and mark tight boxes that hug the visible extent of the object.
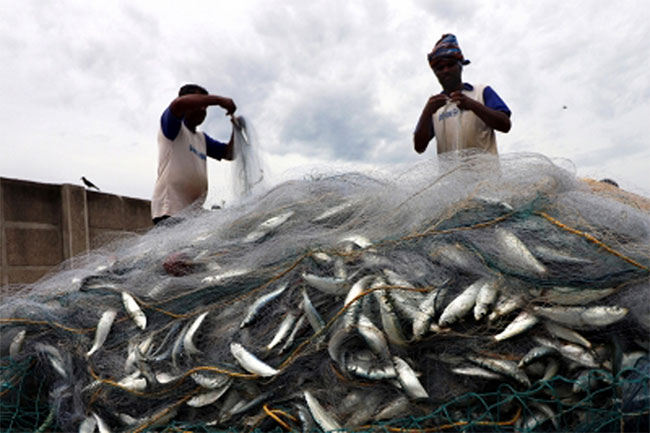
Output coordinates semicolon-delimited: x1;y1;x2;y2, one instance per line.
2;356;647;432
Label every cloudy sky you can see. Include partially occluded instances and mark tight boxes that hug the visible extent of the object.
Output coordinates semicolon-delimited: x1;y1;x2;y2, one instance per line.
1;0;648;207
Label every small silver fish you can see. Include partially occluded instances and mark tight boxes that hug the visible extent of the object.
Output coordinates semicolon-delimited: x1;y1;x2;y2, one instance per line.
533;336;599;368
187;382;231;407
302;289;325;334
304;390;342;432
280;315;307;354
357;314;391;361
240;282;288;329
9;329;26;360
184;311;209;355
87;310;117;358
492;311;539;342
532;305;628;329
122;291;146;330
494;227;546;275
374;279;409;345
539;286;616;306
451;365;504;380
473;278;499;321
191;372;230;389
544;321;592;348
230;342;278;377
244;210;294;242
302;272;347;295
92;412;111;433
413;287;446;340
467;354;531;387
393;356;428;399
266;312;298;351
438;278;484;327
518;345;557;368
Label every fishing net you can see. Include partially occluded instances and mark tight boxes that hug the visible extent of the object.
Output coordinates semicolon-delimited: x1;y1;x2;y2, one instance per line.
1;147;649;432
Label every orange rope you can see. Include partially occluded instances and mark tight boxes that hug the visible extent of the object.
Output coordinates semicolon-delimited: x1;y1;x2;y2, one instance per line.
263;404;292;431
538;211;649;271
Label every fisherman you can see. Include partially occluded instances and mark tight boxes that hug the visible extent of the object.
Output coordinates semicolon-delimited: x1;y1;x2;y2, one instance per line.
151;84;238;225
413;34;512;155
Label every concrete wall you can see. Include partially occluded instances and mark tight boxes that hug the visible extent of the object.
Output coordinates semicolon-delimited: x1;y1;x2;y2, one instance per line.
0;177;152;295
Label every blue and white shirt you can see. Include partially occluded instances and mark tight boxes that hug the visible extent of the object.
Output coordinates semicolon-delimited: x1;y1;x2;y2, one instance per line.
151;107;228;218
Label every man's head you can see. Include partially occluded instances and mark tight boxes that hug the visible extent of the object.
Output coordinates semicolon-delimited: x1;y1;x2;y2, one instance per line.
178;84;208;127
427;34;469;92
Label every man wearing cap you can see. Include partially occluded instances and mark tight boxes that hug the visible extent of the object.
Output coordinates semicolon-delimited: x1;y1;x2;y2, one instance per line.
414;34;511;155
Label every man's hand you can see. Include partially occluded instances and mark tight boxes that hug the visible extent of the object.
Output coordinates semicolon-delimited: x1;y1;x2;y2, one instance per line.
449;91;478;111
220;98;237;115
424;94;450;115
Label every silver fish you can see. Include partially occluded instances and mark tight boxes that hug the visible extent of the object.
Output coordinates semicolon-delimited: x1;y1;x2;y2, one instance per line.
492;311;539;342
532;245;593;265
266;311;298;351
35;344;67;378
539;286;616;305
312;202;354;222
341;275;375;328
117;372;147;391
544;321;592;348
304;390;342;432
532;305;628;329
518;345;557;368
374;279;409;345
92;412;111;433
413;286;447;340
473;278;499;321
244;210;294;242
122;291;146;330
488;293;525;321
302;289;325;334
79;415;97;433
438;278;484;327
87;309;117;358
302;272;347;295
393;356;428;399
202;268;250;284
533;336;599;368
467;354;531;387
9;329;26;360
280;314;307;354
155;371;181;384
494;227;546;275
240;282;288;329
357;314;391;361
230;342;278;377
451;365;504;380
191;372;230;389
184;311;209;355
187;381;231;407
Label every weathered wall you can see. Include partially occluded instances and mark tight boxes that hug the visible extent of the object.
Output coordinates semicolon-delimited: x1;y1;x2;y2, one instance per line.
0;177;152;295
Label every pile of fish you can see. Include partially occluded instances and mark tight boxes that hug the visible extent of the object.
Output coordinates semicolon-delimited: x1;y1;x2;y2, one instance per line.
1;153;649;432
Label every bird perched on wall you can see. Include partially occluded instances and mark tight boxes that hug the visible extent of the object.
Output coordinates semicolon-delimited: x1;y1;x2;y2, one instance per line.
81;176;100;191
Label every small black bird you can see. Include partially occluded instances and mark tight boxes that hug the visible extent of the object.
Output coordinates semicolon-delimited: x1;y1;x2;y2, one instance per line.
81;176;100;191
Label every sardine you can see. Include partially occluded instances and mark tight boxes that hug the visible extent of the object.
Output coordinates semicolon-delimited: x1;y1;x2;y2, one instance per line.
393;356;428;399
87;310;117;357
374;279;409;345
79;415;97;433
35;343;67;378
9;329;26;360
467;354;531;387
302;289;325;334
230;342;278;377
357;314;391;361
413;287;446;340
341;275;375;328
492;311;539;342
374;395;411;421
532;305;628;329
518;345;558;368
493;228;546;275
244;210;294;242
240;282;288;329
304;390;342;432
266;311;297;351
544;321;592;348
451;365;504;380
184;311;209;355
473;278;499;321
122;291;146;330
438;278;484;327
187;382;231;407
191;372;230;389
92;412;111;433
280;315;307;354
302;272;347;295
533;336;599;368
539;286;616;306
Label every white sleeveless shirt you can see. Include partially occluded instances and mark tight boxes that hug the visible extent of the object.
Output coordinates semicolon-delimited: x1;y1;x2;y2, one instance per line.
432;84;498;155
